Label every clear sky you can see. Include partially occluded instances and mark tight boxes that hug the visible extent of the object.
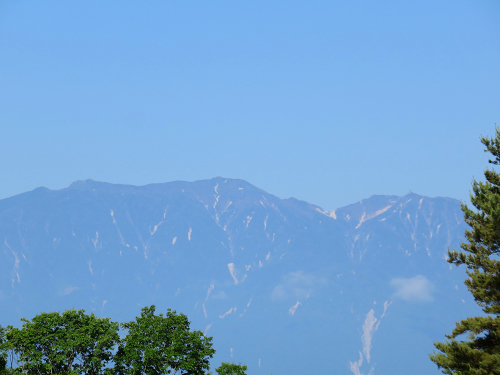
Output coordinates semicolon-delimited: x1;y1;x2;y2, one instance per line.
1;0;499;210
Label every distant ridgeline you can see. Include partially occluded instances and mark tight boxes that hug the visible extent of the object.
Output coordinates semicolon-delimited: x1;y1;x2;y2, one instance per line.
0;178;479;375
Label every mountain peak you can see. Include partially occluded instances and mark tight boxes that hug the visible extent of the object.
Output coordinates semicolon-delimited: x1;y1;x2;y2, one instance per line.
0;178;469;375
68;179;99;188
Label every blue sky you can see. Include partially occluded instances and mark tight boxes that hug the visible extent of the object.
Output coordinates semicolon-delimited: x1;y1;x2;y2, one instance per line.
1;0;499;210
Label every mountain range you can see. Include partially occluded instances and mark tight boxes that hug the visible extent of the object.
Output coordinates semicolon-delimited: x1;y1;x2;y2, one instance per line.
0;177;482;375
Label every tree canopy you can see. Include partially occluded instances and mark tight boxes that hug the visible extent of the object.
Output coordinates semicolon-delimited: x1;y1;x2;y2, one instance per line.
215;362;247;375
2;306;218;375
0;325;7;375
6;309;119;375
430;129;500;374
115;305;215;375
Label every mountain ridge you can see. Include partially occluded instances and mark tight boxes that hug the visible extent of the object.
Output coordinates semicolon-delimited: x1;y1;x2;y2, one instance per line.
1;177;461;220
0;178;475;375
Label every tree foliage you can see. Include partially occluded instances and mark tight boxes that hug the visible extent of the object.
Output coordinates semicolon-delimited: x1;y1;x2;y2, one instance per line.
2;306;218;375
215;362;247;375
0;325;7;375
430;129;500;374
6;309;119;375
115;305;215;375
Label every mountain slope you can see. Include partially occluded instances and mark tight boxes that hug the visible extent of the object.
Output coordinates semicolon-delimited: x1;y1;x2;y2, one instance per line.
0;178;479;375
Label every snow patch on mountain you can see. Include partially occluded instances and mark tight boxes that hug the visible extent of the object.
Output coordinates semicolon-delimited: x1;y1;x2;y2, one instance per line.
362;309;377;363
316;207;337;219
380;300;392;319
228;263;239;285
150;221;162;235
219;307;236;318
92;232;99;248
350;352;364;375
288;301;301;316
206;283;214;300
355;204;393;229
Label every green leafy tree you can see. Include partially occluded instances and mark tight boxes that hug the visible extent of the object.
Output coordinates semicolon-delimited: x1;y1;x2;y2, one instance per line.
6;309;119;375
215;362;247;375
0;325;7;375
430;129;500;374
115;305;215;375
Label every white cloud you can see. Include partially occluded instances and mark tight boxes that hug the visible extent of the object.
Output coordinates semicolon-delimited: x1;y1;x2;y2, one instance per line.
211;290;228;300
272;271;326;300
60;286;78;296
390;275;435;302
272;284;287;300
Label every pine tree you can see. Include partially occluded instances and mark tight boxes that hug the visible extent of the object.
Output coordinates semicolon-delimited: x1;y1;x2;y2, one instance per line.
430;129;500;374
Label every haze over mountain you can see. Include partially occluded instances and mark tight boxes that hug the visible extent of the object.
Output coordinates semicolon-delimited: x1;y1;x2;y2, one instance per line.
0;178;481;375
